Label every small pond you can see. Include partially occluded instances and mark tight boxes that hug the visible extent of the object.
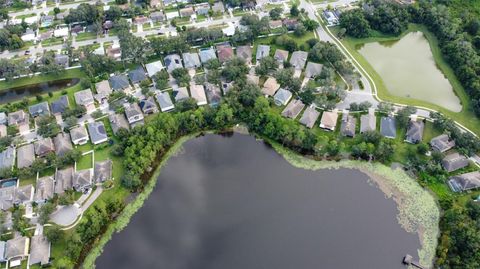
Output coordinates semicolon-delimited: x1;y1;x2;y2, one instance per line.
357;31;462;112
0;78;80;104
96;134;422;269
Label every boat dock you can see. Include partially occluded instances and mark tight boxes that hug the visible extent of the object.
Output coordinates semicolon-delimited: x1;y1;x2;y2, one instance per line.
403;254;427;269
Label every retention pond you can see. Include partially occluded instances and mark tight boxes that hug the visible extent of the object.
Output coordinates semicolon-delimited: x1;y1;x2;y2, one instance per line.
0;78;79;104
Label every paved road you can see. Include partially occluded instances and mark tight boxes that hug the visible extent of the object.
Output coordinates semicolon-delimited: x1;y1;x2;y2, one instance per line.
10;0;114;17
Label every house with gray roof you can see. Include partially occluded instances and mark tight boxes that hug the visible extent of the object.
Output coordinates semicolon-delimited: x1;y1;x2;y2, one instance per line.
236;45;252;65
0;112;6;125
94;80;112;103
145;60;164;77
205;83;222;107
273;88;292;106
256;45;270;62
430;134;455;153
87;122;108;145
128;66;147;84
34;176;54;203
341;112;356;138
51;95;69;115
54;167;73;194
448;171;480;192
299;106;320;129
405;120;424;144
320;110;338;131
94;160;112;183
14;185;33;205
0;147;15;170
53;133;72;156
173;87;190;102
442;153;469;173
17;144;35;169
246;74;260;85
360;108;376;133
212;1;225;13
164;54;183;73
70;125;89;145
150;11;165;22
262;77;280;96
274;49;289;65
125;103;144;126
74;89;95;113
109;75;131;91
28;235;50;266
109;114;130;134
139;97;158;114
34;137;55;157
305;62;323;78
5;236;29;260
73;169;92;192
380;116;396;139
195;2;210;15
155;92;175;112
0;186;15;210
199;48;217;63
0;241;4;262
182;52;201;69
28;102;50;118
54;54;69;68
8;110;29;126
281;99;305;119
290;51;308;70
0;124;5;138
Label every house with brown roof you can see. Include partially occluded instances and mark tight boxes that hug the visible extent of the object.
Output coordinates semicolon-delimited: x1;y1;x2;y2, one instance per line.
53;133;72;156
94;80;112;103
17;144;35;169
54;167;73;194
274;49;289;65
269;20;283;29
216;44;234;63
94;160;113;183
340;112;356;138
360;108;376;133
405;120;424;144
73;169;92;192
34;137;55;157
180;6;194;17
262;77;280;96
34;176;54;203
190;84;208;106
320;110;338;131
281;99;305;119
430;134;455;153
70;125;89;145
299;106;320;128
236;45;252;65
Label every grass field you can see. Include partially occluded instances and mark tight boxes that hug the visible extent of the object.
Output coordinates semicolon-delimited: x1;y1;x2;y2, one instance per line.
332;24;480;136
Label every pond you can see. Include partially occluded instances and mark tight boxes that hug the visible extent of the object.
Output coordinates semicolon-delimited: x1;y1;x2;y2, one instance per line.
96;134;422;269
0;78;80;105
357;31;462;112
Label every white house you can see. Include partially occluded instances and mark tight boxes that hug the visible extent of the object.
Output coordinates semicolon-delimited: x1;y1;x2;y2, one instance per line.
21;29;36;42
54;27;69;38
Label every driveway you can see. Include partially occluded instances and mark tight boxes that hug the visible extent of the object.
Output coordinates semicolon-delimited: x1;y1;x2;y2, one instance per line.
50;205;81;226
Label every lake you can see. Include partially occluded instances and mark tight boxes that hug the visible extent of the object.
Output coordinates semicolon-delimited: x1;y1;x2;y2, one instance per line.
357;31;462;112
0;78;79;104
96;134;421;269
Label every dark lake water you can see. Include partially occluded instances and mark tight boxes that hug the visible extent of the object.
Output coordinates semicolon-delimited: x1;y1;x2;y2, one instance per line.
0;78;79;104
96;134;421;269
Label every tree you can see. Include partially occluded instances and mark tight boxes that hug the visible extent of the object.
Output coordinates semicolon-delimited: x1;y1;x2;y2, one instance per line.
269;7;283;20
105;6;124;21
119;32;148;64
37;115;61;138
299;88;315;105
377;102;394;114
290;4;299;17
153;70;169;90
64;3;100;24
38;202;56;225
466;19;480;35
171;68;190;87
176;98;198;112
339;9;371;38
302;19;319;31
45;225;64;243
395;106;417;128
255;56;278;76
294;23;306;36
221;57;248;82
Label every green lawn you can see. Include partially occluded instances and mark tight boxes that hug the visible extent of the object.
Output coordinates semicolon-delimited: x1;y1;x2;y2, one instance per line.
253;31;315;64
75;32;98;41
76;152;93;170
331;23;480;136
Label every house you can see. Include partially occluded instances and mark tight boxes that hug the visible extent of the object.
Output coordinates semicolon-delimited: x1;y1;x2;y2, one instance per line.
262;77;280;96
282;18;298;30
205;83;222;106
53;133;72;157
442;153;469;173
14;184;33;205
134;16;150;25
17;144;35;169
155;92;175;112
109;114;130;134
0;112;6;125
173;87;190;102
21;29;35;42
320;110;338;131
274;49;289;65
212;1;225;13
165;11;180;20
323;10;339;26
38;30;53;41
222;22;235;36
0;186;15;210
51;95;69;115
34;176;54;203
28;235;50;266
216;44;234;63
221;80;233;94
182;52;201;69
448;171;480;192
70;125;89;145
360;108;376;133
106;44;121;60
290;51;308;70
380;116;397;139
40;15;53;28
305;62;323;78
246;74;260;85
103;20;114;30
299;106;320;129
281;99;305;119
28;102;50;118
269;20;283;29
150;0;161;8
0;147;15;170
87;122;108;145
73;169;92;192
8;110;29;126
341;113;356;138
94;80;113;103
109;75;131;92
189;84;208;106
273;88;292;106
199;48;217;63
128;66;147;84
124;103;144;126
74;89;95;112
430;134;455;153
54;54;69;68
150;11;165;22
405;120;424;144
236;46;252;65
139;97;158;114
34;137;55;157
164;54;183;73
195;3;210;15
54;27;69;38
94;160;113;183
145;60;164;77
0;125;5;138
256;45;270;62
54;167;73;194
5;237;29;261
180;6;195;17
